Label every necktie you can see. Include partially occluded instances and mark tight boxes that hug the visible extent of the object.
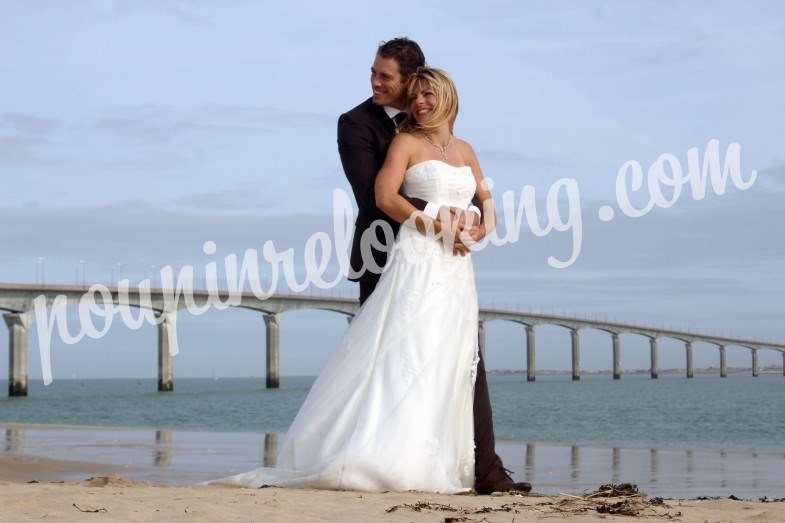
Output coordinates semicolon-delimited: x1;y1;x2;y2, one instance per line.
392;112;407;128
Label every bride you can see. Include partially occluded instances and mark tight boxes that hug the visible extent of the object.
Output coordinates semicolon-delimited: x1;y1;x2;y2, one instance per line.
210;68;495;493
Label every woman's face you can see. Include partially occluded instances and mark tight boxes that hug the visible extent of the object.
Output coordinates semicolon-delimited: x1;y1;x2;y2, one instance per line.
408;83;438;124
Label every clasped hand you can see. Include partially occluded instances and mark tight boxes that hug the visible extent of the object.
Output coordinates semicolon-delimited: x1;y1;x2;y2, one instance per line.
437;206;485;257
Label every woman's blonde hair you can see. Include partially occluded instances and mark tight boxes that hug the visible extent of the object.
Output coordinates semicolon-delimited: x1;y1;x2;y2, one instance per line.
399;67;459;134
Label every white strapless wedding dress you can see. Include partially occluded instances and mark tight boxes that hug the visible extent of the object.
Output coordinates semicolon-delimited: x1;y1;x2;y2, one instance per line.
209;160;480;493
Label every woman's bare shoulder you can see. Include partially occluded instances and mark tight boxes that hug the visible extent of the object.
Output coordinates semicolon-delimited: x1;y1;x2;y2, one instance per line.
453;137;478;161
393;131;420;145
390;132;423;158
385;132;421;165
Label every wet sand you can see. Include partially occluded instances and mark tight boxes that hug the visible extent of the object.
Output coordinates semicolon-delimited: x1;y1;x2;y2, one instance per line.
3;421;784;498
0;453;119;483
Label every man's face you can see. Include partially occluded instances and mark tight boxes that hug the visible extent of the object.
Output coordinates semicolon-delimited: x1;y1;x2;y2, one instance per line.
370;54;407;108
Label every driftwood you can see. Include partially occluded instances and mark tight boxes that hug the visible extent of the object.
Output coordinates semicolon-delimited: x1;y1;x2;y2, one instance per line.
591;482;640;497
386;501;458;513
72;503;108;513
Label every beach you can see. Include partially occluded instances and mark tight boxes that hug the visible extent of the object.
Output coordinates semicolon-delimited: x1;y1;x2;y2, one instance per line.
1;421;784;522
2;465;784;522
3;376;784;519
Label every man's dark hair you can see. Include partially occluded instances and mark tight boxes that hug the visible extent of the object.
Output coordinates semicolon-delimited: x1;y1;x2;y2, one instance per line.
377;37;426;79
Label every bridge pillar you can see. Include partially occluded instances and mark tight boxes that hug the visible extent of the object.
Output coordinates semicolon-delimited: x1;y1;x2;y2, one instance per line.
525;325;535;382
154;430;172;467
751;349;759;377
478;320;486;361
263;433;278;467
685;341;693;378
264;314;280;388
157;312;175;392
4;312;31;397
5;426;22;452
649;337;658;379
719;345;727;378
570;445;580;481
570;328;580;381
782;352;785;377
612;332;620;380
612;447;621;482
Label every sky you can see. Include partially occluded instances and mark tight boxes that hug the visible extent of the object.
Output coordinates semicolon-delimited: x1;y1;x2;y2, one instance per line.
1;0;784;380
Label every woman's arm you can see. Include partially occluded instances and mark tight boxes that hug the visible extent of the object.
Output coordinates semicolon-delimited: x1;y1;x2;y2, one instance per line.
463;142;496;242
375;134;443;236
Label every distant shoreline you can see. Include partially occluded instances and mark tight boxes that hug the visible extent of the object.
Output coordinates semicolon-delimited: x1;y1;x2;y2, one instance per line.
2;367;781;381
488;366;784;376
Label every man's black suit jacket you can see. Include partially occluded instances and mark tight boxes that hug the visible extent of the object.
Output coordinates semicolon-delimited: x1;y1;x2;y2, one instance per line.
337;98;427;286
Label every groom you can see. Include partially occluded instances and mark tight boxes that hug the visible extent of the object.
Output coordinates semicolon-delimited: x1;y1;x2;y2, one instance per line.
337;37;531;495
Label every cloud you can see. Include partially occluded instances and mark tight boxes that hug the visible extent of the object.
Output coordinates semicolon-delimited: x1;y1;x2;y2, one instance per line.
0;201;338;273
93;104;334;145
168;184;269;212
93;105;269;146
753;164;785;192
1;170;781;299
478;270;755;296
475;148;566;168
199;104;335;128
0;135;61;166
109;0;211;24
0;113;63;166
7;0;212;24
474;173;785;279
1;113;59;134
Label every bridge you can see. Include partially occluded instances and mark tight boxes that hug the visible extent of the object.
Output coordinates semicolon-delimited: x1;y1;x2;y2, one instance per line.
2;283;784;396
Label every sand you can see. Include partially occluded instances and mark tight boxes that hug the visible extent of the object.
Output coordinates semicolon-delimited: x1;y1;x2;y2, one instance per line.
1;454;783;522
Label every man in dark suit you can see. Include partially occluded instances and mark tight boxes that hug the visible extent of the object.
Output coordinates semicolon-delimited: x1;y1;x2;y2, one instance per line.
336;37;531;495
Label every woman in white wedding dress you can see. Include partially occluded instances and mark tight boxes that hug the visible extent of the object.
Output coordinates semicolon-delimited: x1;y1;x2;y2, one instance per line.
209;68;495;493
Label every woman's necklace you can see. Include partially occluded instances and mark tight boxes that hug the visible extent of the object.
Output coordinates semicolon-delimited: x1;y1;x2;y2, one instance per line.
423;133;453;161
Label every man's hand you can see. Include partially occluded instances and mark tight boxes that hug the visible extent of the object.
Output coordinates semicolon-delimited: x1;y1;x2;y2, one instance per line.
452;241;470;256
439;206;477;231
436;207;482;256
454;224;486;253
456;208;479;231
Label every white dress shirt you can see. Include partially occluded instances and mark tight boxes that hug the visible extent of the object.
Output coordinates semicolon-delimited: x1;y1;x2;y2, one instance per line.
383;106;482;221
